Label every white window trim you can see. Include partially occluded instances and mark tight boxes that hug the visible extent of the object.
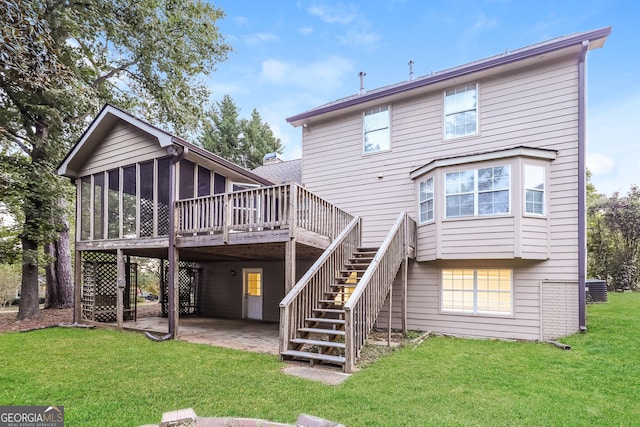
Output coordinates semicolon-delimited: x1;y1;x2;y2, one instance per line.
419;176;434;224
443;83;478;140
523;163;546;216
362;105;391;155
441;268;513;316
444;165;511;219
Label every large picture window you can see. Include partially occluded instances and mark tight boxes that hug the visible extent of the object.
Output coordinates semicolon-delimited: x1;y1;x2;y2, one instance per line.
444;84;477;139
525;164;545;215
363;105;390;154
442;269;512;315
446;165;510;218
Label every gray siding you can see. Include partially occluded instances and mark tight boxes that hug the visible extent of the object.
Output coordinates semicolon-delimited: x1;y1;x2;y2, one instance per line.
302;56;581;340
78;122;167;176
199;258;315;322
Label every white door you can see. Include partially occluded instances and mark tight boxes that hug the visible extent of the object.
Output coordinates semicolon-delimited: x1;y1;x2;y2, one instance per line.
243;268;263;320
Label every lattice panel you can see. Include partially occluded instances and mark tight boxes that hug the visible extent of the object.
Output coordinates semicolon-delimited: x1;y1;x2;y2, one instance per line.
160;261;201;316
158;203;170;236
81;252;137;323
140;198;154;237
81;252;117;322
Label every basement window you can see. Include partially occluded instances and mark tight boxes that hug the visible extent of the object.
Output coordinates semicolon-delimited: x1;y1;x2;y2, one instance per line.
442;269;512;316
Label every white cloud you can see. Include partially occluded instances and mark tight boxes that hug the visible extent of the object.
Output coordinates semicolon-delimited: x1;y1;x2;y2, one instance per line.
338;29;381;48
260;56;354;93
243;32;279;45
587;92;640;194
305;2;379;49
297;26;314;36
306;3;359;24
233;16;249;26
586;152;615;177
472;14;499;31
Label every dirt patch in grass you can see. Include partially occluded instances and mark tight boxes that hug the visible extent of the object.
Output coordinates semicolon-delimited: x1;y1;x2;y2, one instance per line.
357;329;429;368
0;303;161;334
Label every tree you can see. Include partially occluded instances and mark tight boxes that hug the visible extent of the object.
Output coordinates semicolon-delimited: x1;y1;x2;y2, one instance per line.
587;178;640;291
201;95;243;164
600;186;640;290
201;95;283;169
586;170;610;281
0;0;231;319
240;109;284;170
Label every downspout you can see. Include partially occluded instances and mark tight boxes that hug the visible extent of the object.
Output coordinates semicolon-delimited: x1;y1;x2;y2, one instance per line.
146;144;188;341
578;40;589;332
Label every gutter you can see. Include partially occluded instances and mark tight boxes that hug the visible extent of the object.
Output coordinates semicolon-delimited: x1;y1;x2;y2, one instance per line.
287;27;611;126
578;40;589;332
145;144;188;341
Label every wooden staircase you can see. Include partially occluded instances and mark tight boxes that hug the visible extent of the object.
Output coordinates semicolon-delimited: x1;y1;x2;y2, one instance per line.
281;247;378;368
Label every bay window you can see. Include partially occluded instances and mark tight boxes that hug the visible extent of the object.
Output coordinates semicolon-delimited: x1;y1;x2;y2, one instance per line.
419;177;434;223
525;164;545;215
445;165;510;218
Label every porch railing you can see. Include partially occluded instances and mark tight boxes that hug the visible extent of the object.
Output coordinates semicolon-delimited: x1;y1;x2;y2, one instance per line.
278;216;361;355
343;212;416;373
175;183;352;241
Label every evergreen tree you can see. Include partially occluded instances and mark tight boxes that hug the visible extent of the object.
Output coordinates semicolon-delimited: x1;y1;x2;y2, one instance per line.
201;96;283;169
201;95;243;165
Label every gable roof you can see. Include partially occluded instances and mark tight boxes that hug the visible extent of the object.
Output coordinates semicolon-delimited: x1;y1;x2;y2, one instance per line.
57;104;273;186
286;27;611;127
252;158;302;184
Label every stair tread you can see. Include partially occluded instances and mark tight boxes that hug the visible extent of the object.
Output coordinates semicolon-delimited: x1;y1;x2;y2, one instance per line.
306;317;345;324
332;283;357;287
313;308;345;314
319;299;345;305
290;338;346;349
299;327;345;336
281;350;346;364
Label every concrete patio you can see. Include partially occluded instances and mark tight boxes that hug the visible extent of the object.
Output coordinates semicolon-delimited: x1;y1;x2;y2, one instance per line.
119;316;280;355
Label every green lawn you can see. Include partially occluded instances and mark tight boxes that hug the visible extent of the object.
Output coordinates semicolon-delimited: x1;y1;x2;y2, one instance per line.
1;293;639;426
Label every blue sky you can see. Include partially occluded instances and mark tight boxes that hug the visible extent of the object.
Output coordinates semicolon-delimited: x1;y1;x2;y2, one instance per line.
207;0;636;196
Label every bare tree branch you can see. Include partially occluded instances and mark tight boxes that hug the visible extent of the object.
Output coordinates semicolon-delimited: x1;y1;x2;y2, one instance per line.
0;128;32;155
92;60;138;89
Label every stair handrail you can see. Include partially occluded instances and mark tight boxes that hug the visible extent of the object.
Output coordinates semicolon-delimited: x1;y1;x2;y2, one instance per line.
279;216;362;356
343;212;416;372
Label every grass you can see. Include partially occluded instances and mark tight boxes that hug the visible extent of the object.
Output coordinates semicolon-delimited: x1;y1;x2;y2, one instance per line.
1;293;639;426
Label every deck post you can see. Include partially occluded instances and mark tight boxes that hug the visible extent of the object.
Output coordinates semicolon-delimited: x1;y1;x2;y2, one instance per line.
285;239;296;293
388;282;393;346
169;246;180;338
223;192;230;244
73;250;82;323
402;217;408;333
116;248;124;329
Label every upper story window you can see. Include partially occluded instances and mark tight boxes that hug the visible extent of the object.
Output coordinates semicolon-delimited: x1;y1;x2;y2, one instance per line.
363;105;390;154
445;165;510;218
524;164;545;215
444;84;477;139
419;177;434;223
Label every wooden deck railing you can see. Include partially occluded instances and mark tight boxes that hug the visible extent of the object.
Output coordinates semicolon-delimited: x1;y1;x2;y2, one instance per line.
278;217;361;355
175;183;352;241
343;212;416;373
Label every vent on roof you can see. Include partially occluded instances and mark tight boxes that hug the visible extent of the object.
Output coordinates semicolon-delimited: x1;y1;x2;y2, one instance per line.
408;60;415;80
263;152;283;166
359;71;366;94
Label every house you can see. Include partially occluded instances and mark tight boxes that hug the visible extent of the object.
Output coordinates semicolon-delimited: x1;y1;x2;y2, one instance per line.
58;27;610;373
